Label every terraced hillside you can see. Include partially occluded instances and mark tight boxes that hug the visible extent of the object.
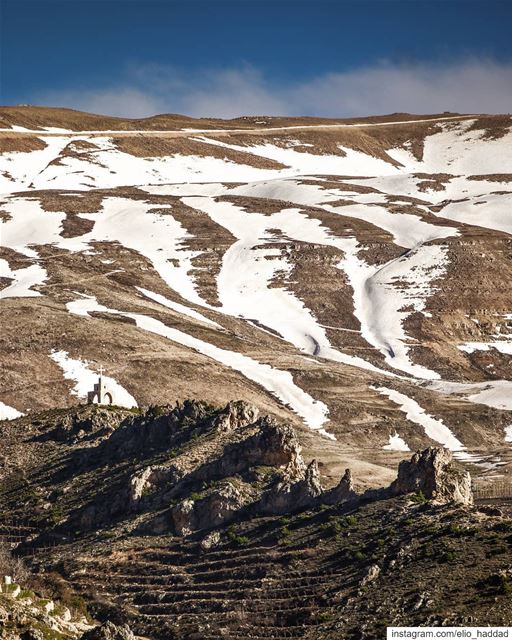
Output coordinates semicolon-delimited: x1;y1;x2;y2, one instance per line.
1;107;511;485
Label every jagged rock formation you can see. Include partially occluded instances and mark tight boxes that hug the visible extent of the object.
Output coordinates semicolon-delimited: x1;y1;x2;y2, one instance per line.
259;459;323;515
323;468;357;505
389;447;473;505
1;402;474;542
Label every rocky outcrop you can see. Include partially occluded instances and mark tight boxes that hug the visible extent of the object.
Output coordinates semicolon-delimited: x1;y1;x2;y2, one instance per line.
170;498;195;537
200;530;221;551
243;418;304;469
128;464;180;509
80;622;135;640
214;400;259;432
323;469;357;505
170;480;256;535
42;407;131;443
195;418;305;483
0;573;94;640
259;460;323;515
39;402;476;540
389;447;473;505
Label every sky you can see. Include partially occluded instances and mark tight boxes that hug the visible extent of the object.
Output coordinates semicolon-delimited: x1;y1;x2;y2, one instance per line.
1;0;512;118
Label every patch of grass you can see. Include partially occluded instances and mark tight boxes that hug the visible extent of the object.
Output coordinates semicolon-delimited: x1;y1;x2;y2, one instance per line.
255;465;275;478
486;544;508;557
423;524;440;536
278;525;294;546
345;545;366;562
141;486;153;498
148;405;167;418
190;492;202;502
102;530;116;539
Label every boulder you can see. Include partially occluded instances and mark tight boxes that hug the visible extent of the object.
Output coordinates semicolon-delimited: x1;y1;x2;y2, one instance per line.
170;498;196;536
389;447;473;505
196;482;252;529
243;419;306;470
361;563;381;586
200;530;221;552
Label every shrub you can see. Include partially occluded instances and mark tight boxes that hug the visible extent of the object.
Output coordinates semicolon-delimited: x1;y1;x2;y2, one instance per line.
438;549;457;563
317;612;334;623
448;523;477;537
0;544;30;584
50;504;65;524
483;573;512;596
227;525;249;546
410;490;428;504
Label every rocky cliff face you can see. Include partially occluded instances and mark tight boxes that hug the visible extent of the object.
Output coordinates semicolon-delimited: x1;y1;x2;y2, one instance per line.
389;446;473;505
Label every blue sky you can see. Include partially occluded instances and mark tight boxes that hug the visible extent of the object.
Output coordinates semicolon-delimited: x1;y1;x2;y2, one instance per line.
1;0;512;117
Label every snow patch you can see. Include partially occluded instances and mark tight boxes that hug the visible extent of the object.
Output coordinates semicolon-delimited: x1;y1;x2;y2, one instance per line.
136;287;220;327
342;243;449;379
0;258;47;298
375;386;465;451
428;379;512;411
383;432;411;452
184;195;393;377
0;401;24;420
459;341;512;356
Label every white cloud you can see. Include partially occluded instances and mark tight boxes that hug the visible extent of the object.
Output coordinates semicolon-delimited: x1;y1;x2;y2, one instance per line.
34;59;512;118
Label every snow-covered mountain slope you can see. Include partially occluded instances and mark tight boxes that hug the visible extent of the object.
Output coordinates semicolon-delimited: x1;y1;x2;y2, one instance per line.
1;107;511;484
